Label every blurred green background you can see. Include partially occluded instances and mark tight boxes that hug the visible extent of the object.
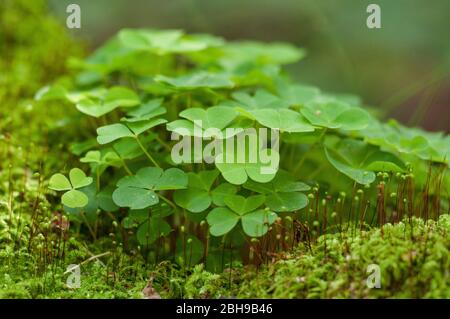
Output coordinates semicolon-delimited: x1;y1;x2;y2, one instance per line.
48;0;449;132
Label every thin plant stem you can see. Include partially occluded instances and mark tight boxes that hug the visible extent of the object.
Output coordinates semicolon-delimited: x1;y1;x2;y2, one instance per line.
135;135;160;168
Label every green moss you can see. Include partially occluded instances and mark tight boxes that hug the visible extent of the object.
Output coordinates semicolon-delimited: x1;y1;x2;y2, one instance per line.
164;216;449;299
0;216;448;298
230;216;450;298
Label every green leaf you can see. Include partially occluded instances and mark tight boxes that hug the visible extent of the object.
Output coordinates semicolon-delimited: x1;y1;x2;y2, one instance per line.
243;170;310;212
154;168;188;190
117;167;163;189
250;109;315;133
168;106;241;139
166;119;201;137
301;100;370;130
119;29;222;55
207;207;240;237
97;186;119;212
61;189;89;208
361;119;448;164
277;82;320;106
362;151;407;172
35;85;68;101
123;99;166;122
155;72;234;89
241;209;277;237
173;170;221;213
70;139;98;156
211;183;237;206
76;86;140;117
215;161;247;185
266;192;308;212
113;135;156;160
232;89;289;110
69;168;93;189
324;137;405;184
215;149;279;185
97;123;134;144
222;41;305;66
180;106;237;131
112;187;159;210
113;167;187;209
104;86;140;107
80;151;121;175
174;188;211;213
224;194;265;215
76;99;110;118
190;170;220;191
324;147;375;185
49;174;72;191
335;108;371;131
119;29;183;52
127;118;168;136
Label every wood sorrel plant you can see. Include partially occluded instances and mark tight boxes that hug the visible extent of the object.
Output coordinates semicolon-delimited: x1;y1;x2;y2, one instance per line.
38;29;449;268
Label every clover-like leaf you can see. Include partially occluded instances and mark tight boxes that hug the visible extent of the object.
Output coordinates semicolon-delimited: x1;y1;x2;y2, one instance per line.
207;194;277;237
325;148;375;185
155;168;189;190
112;167;187;209
97;118;166;145
119;29;223;55
249;109;315;133
76;86;140;117
113;187;159;210
221;41;305;66
70;139;98;156
243;170;310;212
97;123;134;144
126;118;168;136
155;72;234;89
122;99;166;122
224;194;266;216
174;188;211;213
207;207;240;237
69;168;94;189
210;183;238;206
104;86;140;107
180;107;237;132
215;148;279;185
49;168;93;208
80;150;122;176
167;106;238;138
232;89;289;110
97;185;119;212
301;100;370;131
361;119;448;164
61;190;89;208
49;174;72;191
35;85;68;101
265;192;308;213
174;170;237;213
324;137;406;185
276;81;320;106
119;29;184;52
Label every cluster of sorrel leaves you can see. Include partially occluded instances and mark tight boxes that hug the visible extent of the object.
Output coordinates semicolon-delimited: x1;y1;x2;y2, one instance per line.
37;29;449;268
